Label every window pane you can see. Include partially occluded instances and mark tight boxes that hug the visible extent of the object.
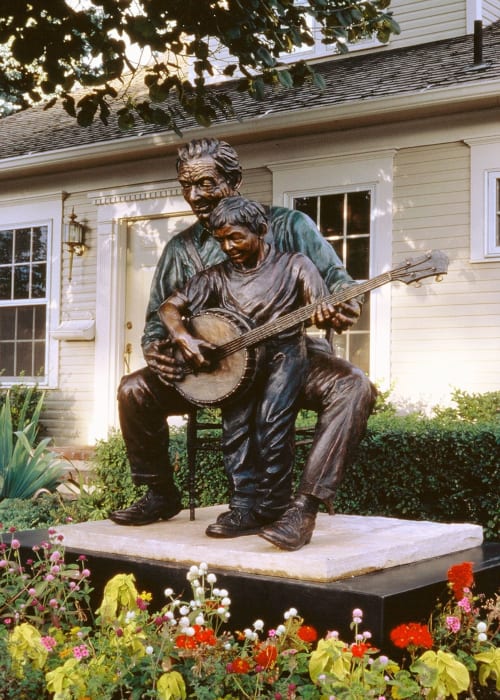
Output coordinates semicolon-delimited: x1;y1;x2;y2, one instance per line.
354;295;370;332
0;342;15;375
349;332;370;373
32;227;48;261
13;265;30;299
294;197;317;222
17;306;34;339
0;231;13;264
346;237;370;279
34;305;46;339
0;307;16;338
34;342;46;376
15;228;31;262
347;191;371;234
321;194;344;237
31;264;46;298
17;342;33;375
0;268;12;300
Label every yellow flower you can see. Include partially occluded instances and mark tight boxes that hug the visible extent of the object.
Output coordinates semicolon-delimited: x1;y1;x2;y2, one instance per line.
309;637;351;683
157;671;187;699
8;623;48;676
139;590;152;601
97;573;139;623
417;649;470;699
46;657;86;699
475;647;500;690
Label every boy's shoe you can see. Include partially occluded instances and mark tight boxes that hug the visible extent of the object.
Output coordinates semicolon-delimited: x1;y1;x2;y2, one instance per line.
258;501;316;551
205;507;264;538
109;488;182;526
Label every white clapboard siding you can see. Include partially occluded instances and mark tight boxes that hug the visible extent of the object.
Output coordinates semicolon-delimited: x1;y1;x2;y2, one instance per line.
389;0;467;48
391;141;500;400
483;0;500;24
42;192;98;444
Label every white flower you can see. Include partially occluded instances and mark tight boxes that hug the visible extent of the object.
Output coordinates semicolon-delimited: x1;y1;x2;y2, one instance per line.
219;589;229;597
145;645;154;655
195;614;205;626
199;562;208;572
224;642;232;650
244;628;257;640
164;588;174;597
195;587;204;598
179;605;190;616
352;608;363;617
192;579;200;589
181;626;195;637
225;612;231;620
353;616;362;625
125;611;136;623
275;624;286;636
221;597;231;606
284;607;298;619
477;632;488;642
207;573;217;584
217;607;226;615
253;619;264;631
476;621;487;633
179;616;190;627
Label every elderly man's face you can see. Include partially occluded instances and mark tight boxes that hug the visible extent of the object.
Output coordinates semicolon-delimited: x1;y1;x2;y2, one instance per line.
177;156;238;225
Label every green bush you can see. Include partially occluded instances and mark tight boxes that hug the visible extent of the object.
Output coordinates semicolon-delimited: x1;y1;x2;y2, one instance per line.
0;494;64;531
334;414;500;541
432;388;500;423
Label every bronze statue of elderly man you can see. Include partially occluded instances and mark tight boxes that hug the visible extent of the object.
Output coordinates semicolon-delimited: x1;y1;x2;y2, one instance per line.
111;137;376;551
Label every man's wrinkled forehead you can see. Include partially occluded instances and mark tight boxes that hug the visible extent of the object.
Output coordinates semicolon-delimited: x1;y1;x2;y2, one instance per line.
177;156;228;183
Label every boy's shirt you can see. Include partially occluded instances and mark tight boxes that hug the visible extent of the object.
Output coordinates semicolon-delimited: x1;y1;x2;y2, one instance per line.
170;247;329;342
142;206;354;348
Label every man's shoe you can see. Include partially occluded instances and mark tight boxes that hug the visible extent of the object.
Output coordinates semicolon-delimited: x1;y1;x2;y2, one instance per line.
109;489;182;526
258;501;316;551
206;508;263;538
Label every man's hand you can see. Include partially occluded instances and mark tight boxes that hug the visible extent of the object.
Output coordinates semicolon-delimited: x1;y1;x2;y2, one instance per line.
174;333;216;370
312;298;361;334
143;339;185;382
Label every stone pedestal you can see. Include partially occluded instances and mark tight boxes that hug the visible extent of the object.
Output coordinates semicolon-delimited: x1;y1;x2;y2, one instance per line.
15;509;499;649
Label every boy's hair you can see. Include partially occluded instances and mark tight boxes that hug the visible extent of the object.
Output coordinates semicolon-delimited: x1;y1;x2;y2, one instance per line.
208;196;268;235
176;138;242;189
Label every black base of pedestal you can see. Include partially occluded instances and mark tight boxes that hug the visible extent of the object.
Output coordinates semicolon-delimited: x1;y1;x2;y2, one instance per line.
13;529;499;649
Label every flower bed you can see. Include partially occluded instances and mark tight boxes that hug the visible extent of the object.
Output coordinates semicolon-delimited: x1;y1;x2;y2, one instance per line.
0;525;499;699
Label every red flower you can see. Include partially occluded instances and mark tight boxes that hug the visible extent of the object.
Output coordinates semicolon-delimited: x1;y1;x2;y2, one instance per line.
447;562;474;601
351;642;371;658
175;634;197;649
297;625;318;643
390;623;433;650
193;625;217;646
231;657;251;674
255;643;278;669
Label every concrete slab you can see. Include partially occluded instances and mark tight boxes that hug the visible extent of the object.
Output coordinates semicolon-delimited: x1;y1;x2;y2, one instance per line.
55;506;483;583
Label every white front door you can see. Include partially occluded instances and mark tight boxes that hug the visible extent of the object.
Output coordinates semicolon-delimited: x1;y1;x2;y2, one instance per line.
124;214;195;374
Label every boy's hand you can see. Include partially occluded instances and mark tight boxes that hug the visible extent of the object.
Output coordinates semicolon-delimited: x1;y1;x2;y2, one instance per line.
173;333;216;370
311;299;361;334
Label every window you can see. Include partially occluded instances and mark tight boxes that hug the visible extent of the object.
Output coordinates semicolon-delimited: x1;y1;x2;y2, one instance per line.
467;137;500;262
293;190;372;372
0;224;48;379
486;171;500;257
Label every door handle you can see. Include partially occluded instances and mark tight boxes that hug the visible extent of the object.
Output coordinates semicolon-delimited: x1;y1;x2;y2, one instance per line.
124;343;132;373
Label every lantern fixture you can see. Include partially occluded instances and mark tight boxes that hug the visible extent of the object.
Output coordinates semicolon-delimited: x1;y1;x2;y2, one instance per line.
64;208;87;281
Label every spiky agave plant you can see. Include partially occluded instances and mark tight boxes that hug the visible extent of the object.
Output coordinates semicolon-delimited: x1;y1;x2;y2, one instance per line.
0;390;66;499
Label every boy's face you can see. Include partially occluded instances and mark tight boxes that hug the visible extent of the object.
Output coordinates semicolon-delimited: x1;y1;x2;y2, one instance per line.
212;223;263;269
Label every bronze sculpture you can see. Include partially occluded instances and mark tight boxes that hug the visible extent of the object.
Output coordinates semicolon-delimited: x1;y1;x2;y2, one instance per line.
111;138;377;551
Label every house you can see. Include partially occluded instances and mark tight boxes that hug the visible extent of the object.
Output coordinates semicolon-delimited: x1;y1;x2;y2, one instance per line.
1;0;499;446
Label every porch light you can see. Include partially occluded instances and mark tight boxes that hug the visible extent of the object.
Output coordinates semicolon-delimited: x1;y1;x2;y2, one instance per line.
64;208;87;281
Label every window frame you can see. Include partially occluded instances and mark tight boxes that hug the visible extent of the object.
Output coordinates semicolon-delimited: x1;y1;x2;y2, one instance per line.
0;197;62;388
268;151;394;385
467;136;500;262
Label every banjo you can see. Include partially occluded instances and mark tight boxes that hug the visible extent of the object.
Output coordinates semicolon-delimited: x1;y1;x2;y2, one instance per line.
172;250;449;407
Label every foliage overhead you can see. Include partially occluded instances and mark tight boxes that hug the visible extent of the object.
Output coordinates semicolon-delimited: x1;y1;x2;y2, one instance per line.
0;0;400;131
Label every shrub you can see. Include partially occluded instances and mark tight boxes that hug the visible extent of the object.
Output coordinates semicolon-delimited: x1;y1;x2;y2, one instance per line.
0;383;45;435
433;388;500;423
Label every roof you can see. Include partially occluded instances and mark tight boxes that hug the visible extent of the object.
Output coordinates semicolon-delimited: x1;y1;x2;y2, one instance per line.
1;21;500;163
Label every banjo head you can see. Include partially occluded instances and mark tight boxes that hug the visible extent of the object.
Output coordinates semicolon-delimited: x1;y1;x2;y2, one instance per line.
175;308;259;407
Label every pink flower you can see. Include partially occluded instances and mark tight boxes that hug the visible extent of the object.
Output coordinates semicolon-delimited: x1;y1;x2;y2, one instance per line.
10;539;20;550
458;597;472;613
41;636;57;651
445;616;461;633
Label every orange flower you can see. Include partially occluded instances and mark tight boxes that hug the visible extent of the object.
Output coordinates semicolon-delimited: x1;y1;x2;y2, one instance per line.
255;643;278;669
193;625;217;646
231;657;251;674
390;623;433;650
447;562;474;601
297;625;318;643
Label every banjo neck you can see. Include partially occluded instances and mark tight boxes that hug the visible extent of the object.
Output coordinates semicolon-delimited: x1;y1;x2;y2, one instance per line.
210;249;448;362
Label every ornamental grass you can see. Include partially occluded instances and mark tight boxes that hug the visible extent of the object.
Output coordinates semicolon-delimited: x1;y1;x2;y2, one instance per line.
0;525;498;699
